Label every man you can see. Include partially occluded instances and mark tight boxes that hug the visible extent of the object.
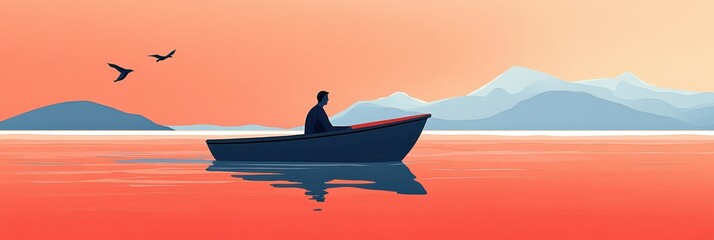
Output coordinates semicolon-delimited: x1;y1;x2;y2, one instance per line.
304;91;351;134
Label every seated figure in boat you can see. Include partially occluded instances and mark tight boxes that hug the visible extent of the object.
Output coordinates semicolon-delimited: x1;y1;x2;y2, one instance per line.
304;91;352;134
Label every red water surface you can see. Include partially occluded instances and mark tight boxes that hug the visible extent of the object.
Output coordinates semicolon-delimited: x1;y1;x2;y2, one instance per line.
1;135;713;239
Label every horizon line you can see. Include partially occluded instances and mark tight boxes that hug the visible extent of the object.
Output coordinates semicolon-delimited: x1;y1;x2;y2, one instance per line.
3;130;714;136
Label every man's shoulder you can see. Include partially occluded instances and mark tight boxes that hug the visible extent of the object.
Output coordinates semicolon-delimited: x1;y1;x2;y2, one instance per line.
308;105;325;113
306;105;324;117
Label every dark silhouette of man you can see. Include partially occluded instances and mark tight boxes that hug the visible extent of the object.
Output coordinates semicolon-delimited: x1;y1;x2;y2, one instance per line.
304;91;351;134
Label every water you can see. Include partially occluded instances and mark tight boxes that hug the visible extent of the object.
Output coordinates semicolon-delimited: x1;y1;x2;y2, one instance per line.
1;134;713;239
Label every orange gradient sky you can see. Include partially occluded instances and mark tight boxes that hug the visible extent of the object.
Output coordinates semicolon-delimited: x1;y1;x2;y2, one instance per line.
1;0;713;127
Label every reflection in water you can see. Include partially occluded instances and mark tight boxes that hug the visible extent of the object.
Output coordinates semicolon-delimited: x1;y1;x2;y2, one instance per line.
206;161;427;202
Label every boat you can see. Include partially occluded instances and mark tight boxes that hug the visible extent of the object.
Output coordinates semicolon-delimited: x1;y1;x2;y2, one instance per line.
206;114;431;162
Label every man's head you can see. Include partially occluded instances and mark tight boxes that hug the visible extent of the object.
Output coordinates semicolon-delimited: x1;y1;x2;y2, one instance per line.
316;90;329;106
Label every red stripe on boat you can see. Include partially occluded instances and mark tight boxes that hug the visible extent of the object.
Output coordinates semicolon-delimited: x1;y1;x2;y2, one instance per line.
351;114;431;129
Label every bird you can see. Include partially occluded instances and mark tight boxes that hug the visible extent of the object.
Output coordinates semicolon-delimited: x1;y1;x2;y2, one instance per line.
107;63;134;82
148;49;176;62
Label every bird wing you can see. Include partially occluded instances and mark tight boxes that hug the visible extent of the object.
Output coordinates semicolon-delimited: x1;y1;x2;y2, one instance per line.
116;71;130;81
148;54;162;58
167;49;176;57
107;63;125;71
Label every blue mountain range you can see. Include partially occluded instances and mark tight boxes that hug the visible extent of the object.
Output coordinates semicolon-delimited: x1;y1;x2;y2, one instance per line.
425;91;695;130
332;66;714;130
0;101;172;130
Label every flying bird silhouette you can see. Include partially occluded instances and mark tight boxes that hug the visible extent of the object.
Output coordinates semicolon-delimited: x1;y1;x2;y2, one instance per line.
107;63;134;82
148;49;176;62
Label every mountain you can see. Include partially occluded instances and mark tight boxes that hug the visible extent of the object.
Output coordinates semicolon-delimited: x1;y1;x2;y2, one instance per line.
170;124;284;131
577;73;714;108
413;67;682;121
425;91;696;130
468;66;559;96
338;67;693;121
511;72;692;119
333;67;564;121
368;91;428;109
0;101;172;130
328;66;714;130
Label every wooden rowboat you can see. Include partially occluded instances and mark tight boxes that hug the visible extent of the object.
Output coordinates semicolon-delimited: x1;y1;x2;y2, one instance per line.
206;114;431;162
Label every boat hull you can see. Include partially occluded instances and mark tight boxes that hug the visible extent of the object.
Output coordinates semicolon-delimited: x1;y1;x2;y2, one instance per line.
206;114;430;162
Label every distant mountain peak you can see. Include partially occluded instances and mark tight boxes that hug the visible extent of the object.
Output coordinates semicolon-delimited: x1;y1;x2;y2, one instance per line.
389;91;411;97
368;91;428;109
38;100;124;112
615;72;651;87
379;91;427;103
469;66;559;96
617;71;639;80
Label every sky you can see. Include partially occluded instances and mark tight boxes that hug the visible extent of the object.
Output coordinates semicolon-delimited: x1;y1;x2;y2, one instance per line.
1;0;713;127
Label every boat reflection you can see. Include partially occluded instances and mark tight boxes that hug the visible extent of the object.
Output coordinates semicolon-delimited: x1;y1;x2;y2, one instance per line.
206;161;427;202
